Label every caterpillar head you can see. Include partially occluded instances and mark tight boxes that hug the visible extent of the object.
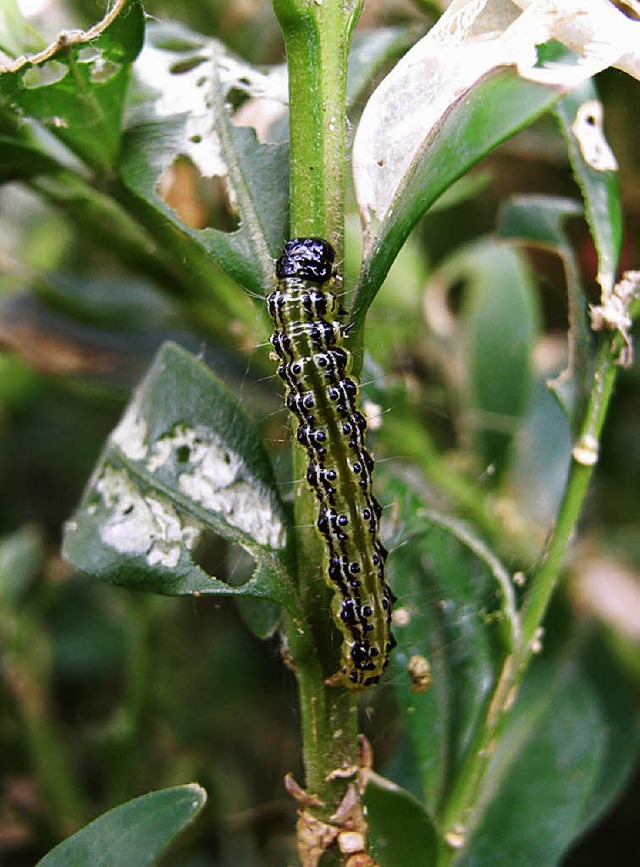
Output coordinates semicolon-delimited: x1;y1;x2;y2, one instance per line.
276;237;335;283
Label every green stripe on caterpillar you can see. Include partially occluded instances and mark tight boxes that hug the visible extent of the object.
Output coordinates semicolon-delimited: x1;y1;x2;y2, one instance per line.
268;238;395;690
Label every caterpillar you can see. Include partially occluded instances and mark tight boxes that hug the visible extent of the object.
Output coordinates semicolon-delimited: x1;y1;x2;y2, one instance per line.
268;237;395;690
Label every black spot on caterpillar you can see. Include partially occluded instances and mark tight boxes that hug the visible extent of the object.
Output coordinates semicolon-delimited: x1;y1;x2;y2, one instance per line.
269;237;395;690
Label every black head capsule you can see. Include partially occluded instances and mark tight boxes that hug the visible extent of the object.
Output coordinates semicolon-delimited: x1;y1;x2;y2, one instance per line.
276;238;335;283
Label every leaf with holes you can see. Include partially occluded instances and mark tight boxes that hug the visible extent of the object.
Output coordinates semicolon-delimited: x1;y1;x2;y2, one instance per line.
62;342;295;610
554;80;623;296
0;0;144;172
120;20;289;297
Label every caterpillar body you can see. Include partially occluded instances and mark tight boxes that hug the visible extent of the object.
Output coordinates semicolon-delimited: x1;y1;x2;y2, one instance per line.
268;237;395;690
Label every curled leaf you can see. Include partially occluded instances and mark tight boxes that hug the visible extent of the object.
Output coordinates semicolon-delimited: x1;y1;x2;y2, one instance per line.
353;0;640;232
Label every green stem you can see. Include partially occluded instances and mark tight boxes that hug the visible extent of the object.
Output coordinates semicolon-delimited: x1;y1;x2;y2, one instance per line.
519;335;618;642
286;602;359;797
274;0;361;250
437;329;624;854
273;0;364;816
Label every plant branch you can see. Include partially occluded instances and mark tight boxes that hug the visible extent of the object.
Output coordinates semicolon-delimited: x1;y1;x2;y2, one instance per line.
437;325;628;856
273;0;365;822
274;0;361;252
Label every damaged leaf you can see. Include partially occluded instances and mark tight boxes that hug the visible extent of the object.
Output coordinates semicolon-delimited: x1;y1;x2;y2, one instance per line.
62;342;294;608
0;0;145;172
121;20;290;296
353;0;640;230
350;0;640;331
554;81;623;298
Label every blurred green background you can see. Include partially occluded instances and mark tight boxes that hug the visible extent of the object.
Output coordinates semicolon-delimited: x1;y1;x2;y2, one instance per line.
0;1;639;864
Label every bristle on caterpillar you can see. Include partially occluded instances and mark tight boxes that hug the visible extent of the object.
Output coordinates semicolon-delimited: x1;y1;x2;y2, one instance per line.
269;237;395;690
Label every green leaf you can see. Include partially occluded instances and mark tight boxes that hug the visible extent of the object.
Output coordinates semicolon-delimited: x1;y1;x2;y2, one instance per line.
62;342;294;608
503;379;573;532
554;81;623;295
384;475;636;864
120;20;289;296
0;0;145;172
499;194;583;250
499;194;591;429
37;784;207;867
351;68;564;334
461;242;539;473
383;476;513;814
428;239;540;475
454;622;637;866
365;772;438;866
